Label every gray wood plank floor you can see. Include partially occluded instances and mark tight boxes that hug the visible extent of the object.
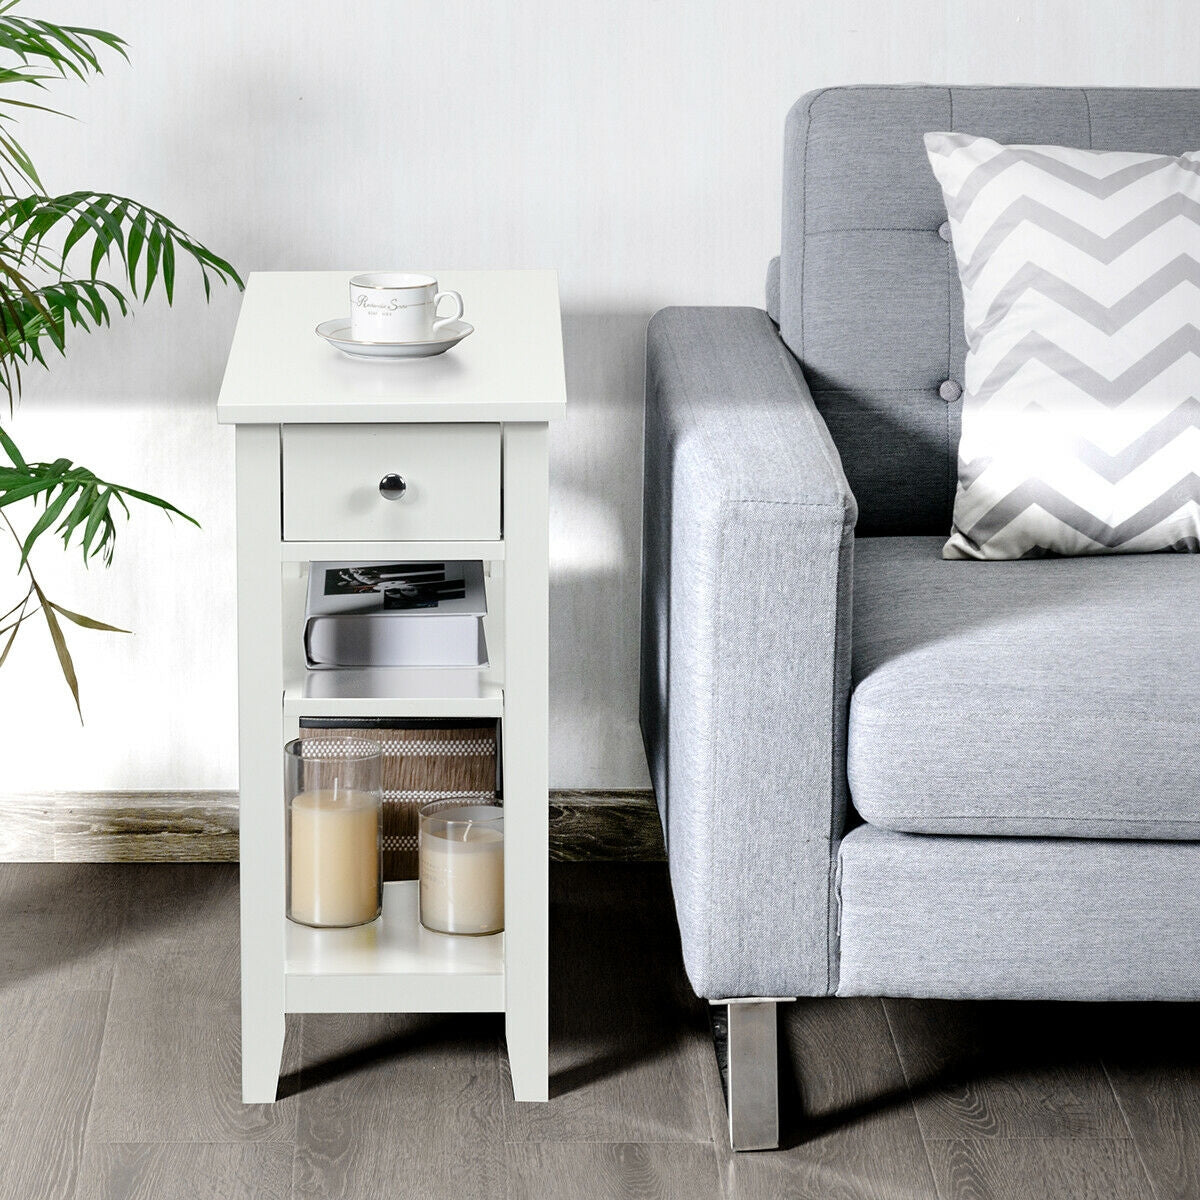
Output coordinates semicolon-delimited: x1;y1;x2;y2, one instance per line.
0;860;1193;1200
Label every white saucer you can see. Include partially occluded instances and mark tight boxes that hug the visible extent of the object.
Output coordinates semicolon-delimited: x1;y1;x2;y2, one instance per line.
315;318;474;359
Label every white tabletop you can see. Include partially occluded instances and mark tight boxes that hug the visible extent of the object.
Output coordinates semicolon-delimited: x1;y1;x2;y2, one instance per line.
216;270;567;424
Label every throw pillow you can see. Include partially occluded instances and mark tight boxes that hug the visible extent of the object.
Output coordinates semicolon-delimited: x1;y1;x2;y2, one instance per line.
926;132;1200;559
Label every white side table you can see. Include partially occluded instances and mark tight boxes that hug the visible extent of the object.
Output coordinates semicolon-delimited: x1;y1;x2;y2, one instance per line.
217;270;566;1103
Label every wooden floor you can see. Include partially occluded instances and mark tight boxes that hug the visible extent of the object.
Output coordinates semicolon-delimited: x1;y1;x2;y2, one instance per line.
0;861;1194;1200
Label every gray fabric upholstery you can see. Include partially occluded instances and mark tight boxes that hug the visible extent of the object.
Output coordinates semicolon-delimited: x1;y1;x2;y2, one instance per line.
641;87;1200;1009
779;85;1200;535
641;306;856;999
765;256;780;324
849;537;1200;839
838;825;1200;1000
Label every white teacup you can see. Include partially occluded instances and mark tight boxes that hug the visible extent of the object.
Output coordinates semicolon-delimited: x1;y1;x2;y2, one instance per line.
349;272;465;343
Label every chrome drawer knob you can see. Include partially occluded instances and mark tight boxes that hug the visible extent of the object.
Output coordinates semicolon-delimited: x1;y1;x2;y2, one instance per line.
378;473;407;501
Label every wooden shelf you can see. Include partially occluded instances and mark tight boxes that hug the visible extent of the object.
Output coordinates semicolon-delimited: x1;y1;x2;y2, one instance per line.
281;562;505;719
285;881;504;1013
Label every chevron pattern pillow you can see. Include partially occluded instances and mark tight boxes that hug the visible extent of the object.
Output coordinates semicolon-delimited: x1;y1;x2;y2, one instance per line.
926;132;1200;559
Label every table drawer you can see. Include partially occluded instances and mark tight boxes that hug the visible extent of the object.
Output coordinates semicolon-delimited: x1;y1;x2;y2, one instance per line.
282;424;501;542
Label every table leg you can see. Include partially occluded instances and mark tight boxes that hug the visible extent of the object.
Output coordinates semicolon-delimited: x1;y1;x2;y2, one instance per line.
501;423;550;1102
235;425;287;1103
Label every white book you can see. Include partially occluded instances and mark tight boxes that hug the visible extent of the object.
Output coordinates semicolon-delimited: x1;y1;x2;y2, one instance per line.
304;561;487;669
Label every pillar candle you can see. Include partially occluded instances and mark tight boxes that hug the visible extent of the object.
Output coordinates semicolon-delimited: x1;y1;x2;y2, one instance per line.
289;788;380;927
419;817;504;935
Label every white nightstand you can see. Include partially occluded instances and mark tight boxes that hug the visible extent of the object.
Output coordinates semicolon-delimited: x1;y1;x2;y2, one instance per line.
217;270;566;1103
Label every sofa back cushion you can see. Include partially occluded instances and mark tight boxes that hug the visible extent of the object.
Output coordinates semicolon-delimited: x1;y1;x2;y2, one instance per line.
779;85;1200;535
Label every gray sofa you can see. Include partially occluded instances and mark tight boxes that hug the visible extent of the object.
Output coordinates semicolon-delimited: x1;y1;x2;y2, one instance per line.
639;85;1200;1150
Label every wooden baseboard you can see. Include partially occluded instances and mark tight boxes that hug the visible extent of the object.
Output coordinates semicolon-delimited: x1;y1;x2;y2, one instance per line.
0;789;662;864
548;790;664;862
0;791;241;863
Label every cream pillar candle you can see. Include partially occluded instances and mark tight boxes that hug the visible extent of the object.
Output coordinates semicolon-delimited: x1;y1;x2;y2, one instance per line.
288;788;381;928
419;804;504;935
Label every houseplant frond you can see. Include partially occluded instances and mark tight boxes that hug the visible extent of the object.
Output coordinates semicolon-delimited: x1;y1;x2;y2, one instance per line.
0;13;127;191
0;422;197;568
0;191;244;303
0;275;128;368
0;4;241;715
0;420;187;719
0;8;126;80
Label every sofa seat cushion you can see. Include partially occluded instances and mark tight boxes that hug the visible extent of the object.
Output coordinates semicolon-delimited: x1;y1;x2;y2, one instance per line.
837;824;1200;999
849;536;1200;838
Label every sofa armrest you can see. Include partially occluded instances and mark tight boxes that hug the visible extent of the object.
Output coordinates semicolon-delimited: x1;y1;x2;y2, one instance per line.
640;306;856;1000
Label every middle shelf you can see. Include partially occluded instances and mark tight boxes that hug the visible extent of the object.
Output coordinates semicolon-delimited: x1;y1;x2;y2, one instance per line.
281;557;505;719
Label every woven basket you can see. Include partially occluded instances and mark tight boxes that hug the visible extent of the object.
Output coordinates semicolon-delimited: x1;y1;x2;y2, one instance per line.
298;718;499;880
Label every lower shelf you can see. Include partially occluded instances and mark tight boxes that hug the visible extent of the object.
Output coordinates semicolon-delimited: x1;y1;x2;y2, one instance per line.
284;879;505;1014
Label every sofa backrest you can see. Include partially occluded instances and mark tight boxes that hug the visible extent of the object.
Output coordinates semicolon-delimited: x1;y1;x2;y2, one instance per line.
778;85;1200;535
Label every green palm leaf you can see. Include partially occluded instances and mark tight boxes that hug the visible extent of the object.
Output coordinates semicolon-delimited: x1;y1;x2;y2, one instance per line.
0;10;128;189
0;9;126;78
0;191;243;296
0;3;239;717
0;437;198;567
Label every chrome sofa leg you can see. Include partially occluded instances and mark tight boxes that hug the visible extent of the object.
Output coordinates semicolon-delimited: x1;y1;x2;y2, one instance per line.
723;999;781;1151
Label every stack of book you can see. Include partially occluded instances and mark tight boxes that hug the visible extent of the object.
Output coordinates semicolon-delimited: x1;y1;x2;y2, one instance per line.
304;561;488;668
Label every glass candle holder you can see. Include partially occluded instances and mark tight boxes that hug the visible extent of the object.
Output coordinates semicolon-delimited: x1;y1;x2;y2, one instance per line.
285;737;382;928
418;800;504;935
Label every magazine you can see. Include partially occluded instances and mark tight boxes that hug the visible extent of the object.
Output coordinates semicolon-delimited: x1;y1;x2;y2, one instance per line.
304;561;487;668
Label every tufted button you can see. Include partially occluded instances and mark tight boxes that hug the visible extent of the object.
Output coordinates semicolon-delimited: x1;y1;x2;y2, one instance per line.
938;221;952;242
939;379;962;403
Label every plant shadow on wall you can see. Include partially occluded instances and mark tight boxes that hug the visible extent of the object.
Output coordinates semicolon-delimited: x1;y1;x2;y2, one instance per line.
0;4;241;718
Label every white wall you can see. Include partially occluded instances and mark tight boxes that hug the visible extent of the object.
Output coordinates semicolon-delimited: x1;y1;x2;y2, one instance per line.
0;0;1192;791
